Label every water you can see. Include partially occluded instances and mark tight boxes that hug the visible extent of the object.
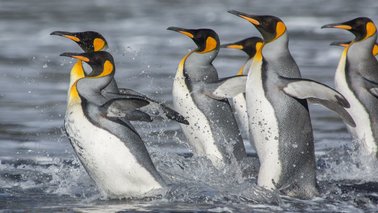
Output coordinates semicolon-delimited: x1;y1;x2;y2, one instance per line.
1;0;378;211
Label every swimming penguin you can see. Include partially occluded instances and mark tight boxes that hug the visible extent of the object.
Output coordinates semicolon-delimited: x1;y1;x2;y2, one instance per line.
322;18;378;157
211;11;355;198
51;31;188;124
60;51;166;198
167;27;247;169
221;37;263;150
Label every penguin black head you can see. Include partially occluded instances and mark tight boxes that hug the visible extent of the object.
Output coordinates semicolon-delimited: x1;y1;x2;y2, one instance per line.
51;31;108;52
167;27;220;53
321;17;377;42
220;37;263;57
228;10;286;43
60;51;115;77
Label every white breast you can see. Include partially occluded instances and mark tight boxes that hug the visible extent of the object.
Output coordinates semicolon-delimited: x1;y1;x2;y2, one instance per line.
246;59;281;190
335;51;377;155
65;104;162;198
172;69;224;169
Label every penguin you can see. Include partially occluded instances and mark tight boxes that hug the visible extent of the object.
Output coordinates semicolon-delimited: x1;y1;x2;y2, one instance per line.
60;51;166;198
211;11;355;198
322;18;378;157
220;37;263;150
330;40;378;56
167;27;247;169
51;31;188;124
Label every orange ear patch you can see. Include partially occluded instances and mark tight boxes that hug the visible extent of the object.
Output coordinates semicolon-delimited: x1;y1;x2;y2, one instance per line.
201;36;217;53
97;60;114;77
366;22;377;39
93;38;106;51
373;44;378;56
275;21;286;39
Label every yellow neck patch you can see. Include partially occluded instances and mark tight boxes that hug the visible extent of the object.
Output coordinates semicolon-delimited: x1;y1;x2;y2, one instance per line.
240;15;260;25
365;22;377;39
93;38;106;51
64;35;80;42
70;60;85;84
68;60;85;104
200;36;217;53
226;44;243;49
69;83;81;104
275;21;286;40
178;50;195;73
254;41;264;61
97;60;114;78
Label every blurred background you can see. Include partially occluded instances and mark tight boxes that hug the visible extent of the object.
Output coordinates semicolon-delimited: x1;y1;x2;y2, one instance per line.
0;0;378;211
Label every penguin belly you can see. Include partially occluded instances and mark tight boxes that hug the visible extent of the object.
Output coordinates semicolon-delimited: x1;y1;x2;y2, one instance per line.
64;104;162;198
172;75;224;168
335;58;377;155
246;62;281;190
247;61;318;198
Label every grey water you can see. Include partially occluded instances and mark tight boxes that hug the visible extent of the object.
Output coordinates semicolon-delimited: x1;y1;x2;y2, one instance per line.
1;0;378;212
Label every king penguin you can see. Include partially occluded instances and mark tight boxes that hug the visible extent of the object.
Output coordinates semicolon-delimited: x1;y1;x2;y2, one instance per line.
167;27;247;169
322;18;378;157
331;40;378;57
60;51;167;198
221;37;263;150
211;11;355;198
51;31;188;124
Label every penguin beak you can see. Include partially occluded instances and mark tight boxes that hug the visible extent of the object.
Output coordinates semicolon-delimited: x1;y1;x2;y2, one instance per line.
50;31;81;42
228;10;260;26
321;23;352;30
220;43;243;49
330;41;351;47
167;27;194;39
60;52;90;62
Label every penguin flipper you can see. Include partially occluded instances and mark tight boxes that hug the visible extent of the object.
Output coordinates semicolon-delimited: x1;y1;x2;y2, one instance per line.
106;90;189;125
124;110;153;122
369;88;378;98
119;88;145;96
103;97;150;118
208;75;247;99
281;77;356;127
